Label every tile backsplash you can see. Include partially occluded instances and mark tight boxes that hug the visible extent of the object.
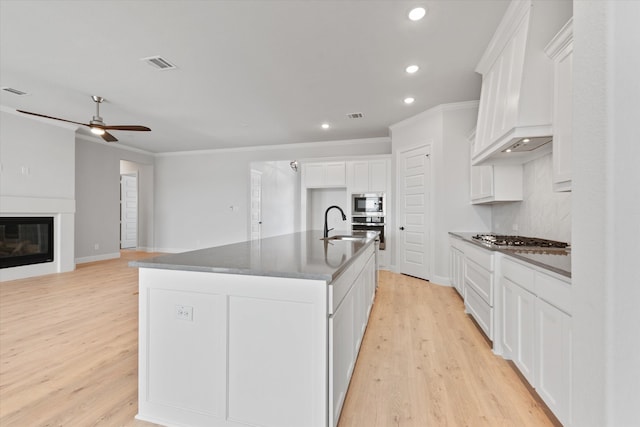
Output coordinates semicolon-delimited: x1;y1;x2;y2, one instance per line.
492;153;571;243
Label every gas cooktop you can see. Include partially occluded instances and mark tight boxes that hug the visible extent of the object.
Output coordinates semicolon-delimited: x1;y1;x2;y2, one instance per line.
472;234;569;249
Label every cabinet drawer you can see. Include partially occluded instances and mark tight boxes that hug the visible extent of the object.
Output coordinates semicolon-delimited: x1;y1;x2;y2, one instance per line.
536;271;571;315
502;257;536;293
465;286;494;341
464;243;494;271
465;259;493;306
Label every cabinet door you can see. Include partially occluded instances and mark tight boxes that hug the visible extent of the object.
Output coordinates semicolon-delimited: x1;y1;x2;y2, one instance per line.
449;247;465;298
471;165;494;201
304;163;326;188
502;278;536;385
368;159;388;193
329;285;355;427
552;41;573;191
349;161;369;193
325;162;346;187
536;298;572;426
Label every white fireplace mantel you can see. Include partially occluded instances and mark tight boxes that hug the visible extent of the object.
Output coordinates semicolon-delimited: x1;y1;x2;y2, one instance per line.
1;196;76;281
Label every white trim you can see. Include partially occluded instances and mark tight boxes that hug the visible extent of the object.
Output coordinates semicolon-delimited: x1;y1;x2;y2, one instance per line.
389;101;480;131
155;136;391;157
0;105;79;131
76;133;156;156
75;252;121;264
431;274;451;287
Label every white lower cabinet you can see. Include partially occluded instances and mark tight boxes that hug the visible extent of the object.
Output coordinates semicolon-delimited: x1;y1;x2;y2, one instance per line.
449;246;465;298
463;244;495;341
449;235;466;298
329;250;376;427
501;277;536;385
500;256;572;426
137;242;376;427
536;297;572;426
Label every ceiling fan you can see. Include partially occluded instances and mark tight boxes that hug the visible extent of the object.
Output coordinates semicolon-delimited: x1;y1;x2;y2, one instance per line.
17;95;151;142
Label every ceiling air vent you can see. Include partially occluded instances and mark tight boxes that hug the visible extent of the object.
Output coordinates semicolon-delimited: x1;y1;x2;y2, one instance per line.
2;87;29;96
141;56;177;70
346;112;364;119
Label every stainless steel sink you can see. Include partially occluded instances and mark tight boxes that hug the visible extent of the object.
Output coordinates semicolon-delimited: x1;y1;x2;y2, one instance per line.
321;235;366;241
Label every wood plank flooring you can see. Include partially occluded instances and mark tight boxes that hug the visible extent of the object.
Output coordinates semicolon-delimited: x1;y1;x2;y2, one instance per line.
0;253;557;427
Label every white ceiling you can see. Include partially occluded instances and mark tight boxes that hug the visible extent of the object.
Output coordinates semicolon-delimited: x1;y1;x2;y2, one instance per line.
0;0;508;154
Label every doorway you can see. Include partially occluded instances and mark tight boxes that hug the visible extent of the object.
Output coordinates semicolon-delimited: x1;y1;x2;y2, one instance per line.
120;173;138;249
396;144;431;280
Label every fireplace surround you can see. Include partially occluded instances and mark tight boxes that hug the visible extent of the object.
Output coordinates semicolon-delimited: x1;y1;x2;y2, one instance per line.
0;216;54;269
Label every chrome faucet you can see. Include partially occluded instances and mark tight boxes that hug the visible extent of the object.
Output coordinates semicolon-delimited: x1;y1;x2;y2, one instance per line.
324;205;347;238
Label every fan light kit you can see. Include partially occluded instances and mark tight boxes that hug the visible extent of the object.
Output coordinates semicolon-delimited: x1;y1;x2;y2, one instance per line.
408;7;426;21
405;65;419;74
17;96;151;143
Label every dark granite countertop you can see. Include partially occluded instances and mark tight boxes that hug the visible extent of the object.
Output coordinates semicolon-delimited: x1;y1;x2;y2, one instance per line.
449;231;571;278
130;230;376;283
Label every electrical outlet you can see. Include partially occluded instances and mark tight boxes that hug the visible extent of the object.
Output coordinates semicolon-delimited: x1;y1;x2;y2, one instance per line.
512;224;519;232
175;305;193;321
94;243;99;250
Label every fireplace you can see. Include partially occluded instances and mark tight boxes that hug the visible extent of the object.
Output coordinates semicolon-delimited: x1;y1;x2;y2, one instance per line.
0;217;54;269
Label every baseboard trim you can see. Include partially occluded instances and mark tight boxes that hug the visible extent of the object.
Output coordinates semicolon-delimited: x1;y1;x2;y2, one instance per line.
75;252;121;264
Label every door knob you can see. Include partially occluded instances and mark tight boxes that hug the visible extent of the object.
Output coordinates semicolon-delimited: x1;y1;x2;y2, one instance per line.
399;226;405;230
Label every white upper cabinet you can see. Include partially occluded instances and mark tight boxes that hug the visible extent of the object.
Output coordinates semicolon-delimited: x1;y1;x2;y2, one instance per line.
473;0;572;165
469;130;523;204
545;18;573;192
346;158;389;194
302;161;346;188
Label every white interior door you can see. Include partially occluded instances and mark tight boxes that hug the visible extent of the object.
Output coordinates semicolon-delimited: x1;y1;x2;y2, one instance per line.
120;174;138;249
396;145;431;280
250;170;262;241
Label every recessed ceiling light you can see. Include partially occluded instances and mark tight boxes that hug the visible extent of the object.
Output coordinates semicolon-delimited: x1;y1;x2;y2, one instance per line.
404;97;415;105
321;123;330;129
408;7;426;21
506;149;512;153
405;65;419;74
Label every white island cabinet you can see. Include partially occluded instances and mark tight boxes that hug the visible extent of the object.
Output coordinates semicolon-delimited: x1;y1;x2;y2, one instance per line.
131;231;376;427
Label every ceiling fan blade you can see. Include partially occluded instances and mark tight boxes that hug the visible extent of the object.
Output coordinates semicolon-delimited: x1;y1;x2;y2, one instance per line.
16;110;90;127
101;125;151;131
101;131;118;142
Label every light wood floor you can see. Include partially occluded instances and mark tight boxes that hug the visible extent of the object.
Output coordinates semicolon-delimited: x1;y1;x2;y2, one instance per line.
0;253;557;427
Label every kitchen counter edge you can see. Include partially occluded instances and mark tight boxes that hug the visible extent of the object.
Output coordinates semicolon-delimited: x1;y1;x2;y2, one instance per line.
129;231;377;284
449;231;571;278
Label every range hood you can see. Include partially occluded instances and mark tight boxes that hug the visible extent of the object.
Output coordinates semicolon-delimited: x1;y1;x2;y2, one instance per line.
471;0;572;165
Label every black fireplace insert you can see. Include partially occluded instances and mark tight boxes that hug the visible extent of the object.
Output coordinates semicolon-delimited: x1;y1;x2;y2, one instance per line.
0;217;54;269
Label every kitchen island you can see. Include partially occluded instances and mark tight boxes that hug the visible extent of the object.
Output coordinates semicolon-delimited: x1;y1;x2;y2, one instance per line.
130;230;377;427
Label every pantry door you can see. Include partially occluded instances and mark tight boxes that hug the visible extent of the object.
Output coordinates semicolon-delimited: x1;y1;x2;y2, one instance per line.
396;145;431;280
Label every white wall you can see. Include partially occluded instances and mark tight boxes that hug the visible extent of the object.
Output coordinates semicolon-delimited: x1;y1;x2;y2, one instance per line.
0;109;76;280
306;188;349;233
492;153;571;243
0;110;75;199
75;137;155;262
390;102;492;284
154;138;390;252
572;1;640;425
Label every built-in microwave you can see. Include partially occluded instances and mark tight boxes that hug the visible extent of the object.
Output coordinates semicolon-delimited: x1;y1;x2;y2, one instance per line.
352;193;385;216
